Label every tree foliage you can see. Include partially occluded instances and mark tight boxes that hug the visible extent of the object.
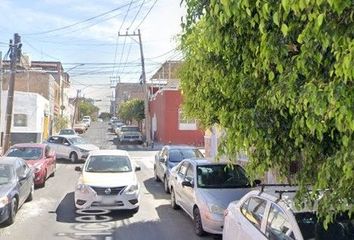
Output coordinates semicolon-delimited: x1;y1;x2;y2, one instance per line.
79;99;99;120
118;99;145;124
54;116;69;133
180;0;354;224
99;112;112;120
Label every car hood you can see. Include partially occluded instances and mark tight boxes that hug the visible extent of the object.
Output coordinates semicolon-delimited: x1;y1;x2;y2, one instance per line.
81;171;137;187
167;161;180;170
0;183;15;196
198;188;252;209
25;159;45;167
74;144;99;151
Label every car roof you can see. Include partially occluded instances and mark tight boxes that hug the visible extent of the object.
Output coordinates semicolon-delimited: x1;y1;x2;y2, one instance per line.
11;143;46;148
0;156;23;165
186;158;239;166
164;145;200;150
88;149;129;156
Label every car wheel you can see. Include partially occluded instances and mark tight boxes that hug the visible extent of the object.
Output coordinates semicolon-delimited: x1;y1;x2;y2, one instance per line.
154;166;160;182
171;188;179;210
6;198;18;225
27;183;34;202
70;152;78;163
193;207;205;236
164;176;170;193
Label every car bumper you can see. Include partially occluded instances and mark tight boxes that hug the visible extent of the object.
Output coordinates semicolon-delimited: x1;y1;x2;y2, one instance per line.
34;171;46;185
0;205;10;224
75;191;140;210
201;212;224;235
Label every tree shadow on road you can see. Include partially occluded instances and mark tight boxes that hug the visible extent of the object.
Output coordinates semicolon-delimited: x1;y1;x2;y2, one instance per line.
110;204;221;240
55;192;136;223
142;177;170;200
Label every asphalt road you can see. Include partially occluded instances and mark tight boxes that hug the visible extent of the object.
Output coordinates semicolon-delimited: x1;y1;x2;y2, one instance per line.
0;122;220;240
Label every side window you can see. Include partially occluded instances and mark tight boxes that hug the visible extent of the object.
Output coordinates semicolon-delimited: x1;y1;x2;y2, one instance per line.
62;138;70;145
185;165;194;182
48;137;59;144
16;160;25;177
266;204;295;240
241;197;267;230
178;162;189;177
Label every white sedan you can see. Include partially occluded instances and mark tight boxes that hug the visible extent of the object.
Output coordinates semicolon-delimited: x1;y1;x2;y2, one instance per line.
74;150;140;212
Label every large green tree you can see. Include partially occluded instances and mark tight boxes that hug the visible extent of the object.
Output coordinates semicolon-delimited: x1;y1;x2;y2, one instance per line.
180;0;354;224
79;99;99;120
118;99;145;125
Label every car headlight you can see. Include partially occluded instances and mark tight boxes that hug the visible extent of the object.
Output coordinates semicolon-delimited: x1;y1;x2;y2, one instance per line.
76;184;91;194
125;184;138;193
0;196;9;208
79;148;89;153
34;163;44;173
208;203;225;215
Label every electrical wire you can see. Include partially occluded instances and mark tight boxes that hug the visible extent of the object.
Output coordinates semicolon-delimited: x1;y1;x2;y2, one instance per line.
133;0;159;31
23;0;143;36
127;0;146;30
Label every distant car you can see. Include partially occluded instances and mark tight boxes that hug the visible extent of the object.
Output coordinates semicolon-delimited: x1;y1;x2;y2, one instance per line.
0;157;34;225
4;143;56;187
117;125;143;144
109;119;122;132
82;116;91;127
169;158;257;236
223;186;354;240
74;150;140;212
154;145;204;193
58;128;77;135
45;135;99;163
109;117;118;125
82;119;90;128
73;123;87;134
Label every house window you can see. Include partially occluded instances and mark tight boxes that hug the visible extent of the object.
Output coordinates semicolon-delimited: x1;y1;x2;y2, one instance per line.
178;109;197;130
14;114;28;127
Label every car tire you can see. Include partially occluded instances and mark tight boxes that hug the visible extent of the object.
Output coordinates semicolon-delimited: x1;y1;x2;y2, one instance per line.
171;188;179;210
193;207;205;236
154;166;160;182
70;152;78;163
164;176;170;193
6;198;18;225
26;183;34;202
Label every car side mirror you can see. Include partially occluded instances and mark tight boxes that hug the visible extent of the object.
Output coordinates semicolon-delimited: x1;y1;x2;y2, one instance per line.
74;166;82;172
135;166;141;171
159;157;165;163
64;142;70;146
18;174;27;181
253;179;262;186
182;180;193;188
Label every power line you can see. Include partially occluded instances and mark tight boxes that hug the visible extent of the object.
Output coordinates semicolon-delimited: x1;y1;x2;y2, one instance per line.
127;0;146;30
23;0;143;36
133;0;159;31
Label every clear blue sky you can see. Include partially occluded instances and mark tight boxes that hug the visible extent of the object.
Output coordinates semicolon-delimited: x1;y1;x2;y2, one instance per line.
0;0;184;111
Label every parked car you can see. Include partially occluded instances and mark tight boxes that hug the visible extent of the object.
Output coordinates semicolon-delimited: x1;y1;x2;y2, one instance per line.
73;122;87;134
169;158;257;236
223;186;354;240
117;125;143;144
82;116;91;127
45;135;99;163
74;150;140;212
109;119;123;132
109;117;118;125
4;143;56;187
82;119;90;128
0;157;34;225
154;145;204;193
58;128;77;135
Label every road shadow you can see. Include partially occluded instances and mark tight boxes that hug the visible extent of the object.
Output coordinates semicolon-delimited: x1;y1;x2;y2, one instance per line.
55;192;136;223
110;204;221;240
142;177;170;200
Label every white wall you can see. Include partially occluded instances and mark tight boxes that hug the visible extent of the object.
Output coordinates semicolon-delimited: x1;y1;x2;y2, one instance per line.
1;91;49;133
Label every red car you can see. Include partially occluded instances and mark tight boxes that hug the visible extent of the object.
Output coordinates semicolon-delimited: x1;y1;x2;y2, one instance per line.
4;143;56;187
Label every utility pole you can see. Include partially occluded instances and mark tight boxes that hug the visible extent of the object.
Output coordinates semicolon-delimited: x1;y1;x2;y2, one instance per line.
118;30;151;145
3;33;21;153
72;89;81;128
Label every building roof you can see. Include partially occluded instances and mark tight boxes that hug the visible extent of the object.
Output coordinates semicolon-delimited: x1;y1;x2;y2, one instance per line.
150;60;182;80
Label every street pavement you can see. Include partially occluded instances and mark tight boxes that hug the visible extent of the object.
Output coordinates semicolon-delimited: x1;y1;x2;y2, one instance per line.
0;122;219;240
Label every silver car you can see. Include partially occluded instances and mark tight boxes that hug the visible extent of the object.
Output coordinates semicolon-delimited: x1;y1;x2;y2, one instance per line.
169;158;257;236
45;135;99;163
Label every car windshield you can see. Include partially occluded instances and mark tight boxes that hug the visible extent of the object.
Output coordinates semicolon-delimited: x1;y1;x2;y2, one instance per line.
69;137;87;145
0;164;14;184
169;148;203;162
85;155;132;173
121;127;140;132
59;129;75;135
6;147;43;160
196;164;250;188
295;212;354;240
